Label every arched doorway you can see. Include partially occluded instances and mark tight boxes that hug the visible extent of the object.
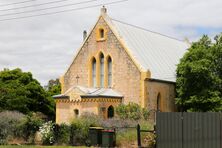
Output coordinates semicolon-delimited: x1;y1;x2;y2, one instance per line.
157;93;161;112
107;106;114;118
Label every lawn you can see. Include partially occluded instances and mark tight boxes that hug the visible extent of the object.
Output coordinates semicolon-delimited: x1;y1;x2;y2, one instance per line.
0;146;87;148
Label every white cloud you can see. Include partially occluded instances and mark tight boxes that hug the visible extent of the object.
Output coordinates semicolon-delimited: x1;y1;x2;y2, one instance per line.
0;0;222;85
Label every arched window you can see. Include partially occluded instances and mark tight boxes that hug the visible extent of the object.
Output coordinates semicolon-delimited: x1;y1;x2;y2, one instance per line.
92;58;96;87
157;93;161;112
99;29;104;38
100;53;104;87
74;109;79;118
107;56;112;87
107;106;114;118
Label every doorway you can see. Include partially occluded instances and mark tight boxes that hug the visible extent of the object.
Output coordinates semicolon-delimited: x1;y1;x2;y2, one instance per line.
107;105;114;118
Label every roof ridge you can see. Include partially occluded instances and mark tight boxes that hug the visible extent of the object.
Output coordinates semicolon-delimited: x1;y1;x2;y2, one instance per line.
111;18;185;43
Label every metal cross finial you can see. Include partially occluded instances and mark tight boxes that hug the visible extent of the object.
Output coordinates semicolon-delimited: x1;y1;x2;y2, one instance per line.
76;75;80;84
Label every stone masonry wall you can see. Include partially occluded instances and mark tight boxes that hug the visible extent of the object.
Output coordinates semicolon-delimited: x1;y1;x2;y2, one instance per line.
146;80;176;112
63;17;141;104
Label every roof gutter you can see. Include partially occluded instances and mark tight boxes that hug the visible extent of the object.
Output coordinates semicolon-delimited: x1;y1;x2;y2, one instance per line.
81;95;123;99
53;95;69;99
146;78;176;84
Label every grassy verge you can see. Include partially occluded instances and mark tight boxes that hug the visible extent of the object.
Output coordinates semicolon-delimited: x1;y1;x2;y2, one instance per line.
116;121;155;148
0;146;87;148
116;129;137;147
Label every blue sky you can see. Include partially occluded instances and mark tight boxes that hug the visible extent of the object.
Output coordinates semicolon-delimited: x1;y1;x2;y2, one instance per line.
0;0;221;85
175;25;222;39
196;27;222;35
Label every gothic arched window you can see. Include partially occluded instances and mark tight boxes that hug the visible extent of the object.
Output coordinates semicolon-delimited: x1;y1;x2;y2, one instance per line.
157;93;161;112
92;58;96;87
100;53;104;87
107;105;114;118
107;56;112;87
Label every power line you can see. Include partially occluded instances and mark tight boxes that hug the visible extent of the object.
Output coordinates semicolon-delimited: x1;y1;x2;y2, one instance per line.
0;0;129;22
0;0;38;7
0;0;75;11
0;0;97;17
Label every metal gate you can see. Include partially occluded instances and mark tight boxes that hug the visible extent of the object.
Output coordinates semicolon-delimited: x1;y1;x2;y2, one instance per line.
156;112;222;148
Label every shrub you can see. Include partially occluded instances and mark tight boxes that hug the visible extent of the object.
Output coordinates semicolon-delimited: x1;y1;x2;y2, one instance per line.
127;103;142;120
70;112;101;146
0;111;25;144
39;121;55;145
116;103;151;120
142;108;150;120
115;104;128;119
19;113;44;143
55;123;70;145
80;112;102;126
142;132;156;148
116;102;143;120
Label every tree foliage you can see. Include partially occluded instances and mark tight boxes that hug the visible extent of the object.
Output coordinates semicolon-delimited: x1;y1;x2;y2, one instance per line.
176;34;222;111
115;102;149;120
45;78;61;96
0;68;55;116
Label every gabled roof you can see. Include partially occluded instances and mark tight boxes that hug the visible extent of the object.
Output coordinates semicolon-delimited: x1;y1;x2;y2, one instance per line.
103;15;190;82
65;9;190;82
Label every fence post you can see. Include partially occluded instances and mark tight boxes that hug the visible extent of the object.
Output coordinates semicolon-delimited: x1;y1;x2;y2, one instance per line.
137;124;141;148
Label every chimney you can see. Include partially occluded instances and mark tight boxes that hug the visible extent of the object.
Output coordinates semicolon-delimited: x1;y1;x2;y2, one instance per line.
101;6;107;15
83;30;87;41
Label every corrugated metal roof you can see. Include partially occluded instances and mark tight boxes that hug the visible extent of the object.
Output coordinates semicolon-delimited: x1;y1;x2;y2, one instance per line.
105;17;190;82
55;86;123;98
77;86;123;98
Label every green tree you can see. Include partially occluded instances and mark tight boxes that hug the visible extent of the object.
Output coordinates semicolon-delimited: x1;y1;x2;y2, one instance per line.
176;34;222;111
45;78;61;96
0;68;55;117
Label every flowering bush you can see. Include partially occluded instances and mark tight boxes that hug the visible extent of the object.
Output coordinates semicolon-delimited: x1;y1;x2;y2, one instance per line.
39;121;55;145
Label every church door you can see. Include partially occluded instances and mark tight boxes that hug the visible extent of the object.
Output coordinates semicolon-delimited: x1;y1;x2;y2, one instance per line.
107;106;114;118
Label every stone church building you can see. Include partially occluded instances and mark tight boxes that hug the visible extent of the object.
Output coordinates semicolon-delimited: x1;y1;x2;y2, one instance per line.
54;7;189;124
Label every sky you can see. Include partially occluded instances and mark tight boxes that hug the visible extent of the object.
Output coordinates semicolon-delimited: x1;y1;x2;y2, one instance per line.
0;0;222;86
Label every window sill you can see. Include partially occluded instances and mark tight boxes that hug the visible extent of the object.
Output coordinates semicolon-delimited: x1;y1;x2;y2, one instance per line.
96;38;106;42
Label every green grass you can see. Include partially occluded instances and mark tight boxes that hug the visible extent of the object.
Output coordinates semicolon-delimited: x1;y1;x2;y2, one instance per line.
0;146;87;148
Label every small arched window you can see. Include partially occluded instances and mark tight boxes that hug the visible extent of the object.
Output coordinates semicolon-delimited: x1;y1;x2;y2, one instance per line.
100;53;104;87
107;56;112;87
157;93;161;112
74;109;79;118
96;27;106;41
92;58;96;87
99;28;104;38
